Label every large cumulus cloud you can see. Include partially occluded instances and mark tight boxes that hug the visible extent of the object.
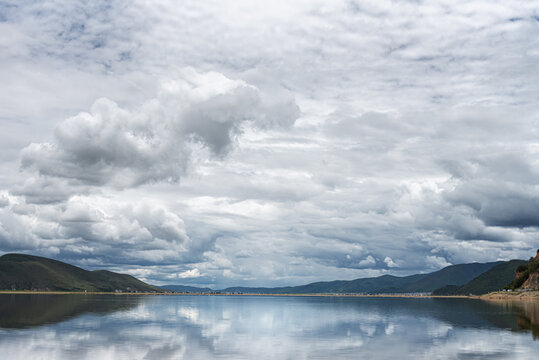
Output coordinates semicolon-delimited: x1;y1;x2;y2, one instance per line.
20;70;299;188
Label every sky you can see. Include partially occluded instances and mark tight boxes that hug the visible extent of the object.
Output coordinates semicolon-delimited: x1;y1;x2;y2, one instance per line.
1;0;539;288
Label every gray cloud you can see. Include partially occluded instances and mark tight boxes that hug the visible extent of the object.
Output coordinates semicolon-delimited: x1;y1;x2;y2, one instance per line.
0;195;9;208
1;0;539;287
0;195;199;268
10;177;88;204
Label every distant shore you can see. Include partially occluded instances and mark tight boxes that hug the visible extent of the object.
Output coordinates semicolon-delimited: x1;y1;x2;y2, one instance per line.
1;290;537;300
0;290;467;297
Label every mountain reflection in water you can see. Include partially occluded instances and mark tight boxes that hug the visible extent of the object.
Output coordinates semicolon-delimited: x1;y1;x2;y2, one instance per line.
0;294;141;328
0;295;537;360
508;301;539;339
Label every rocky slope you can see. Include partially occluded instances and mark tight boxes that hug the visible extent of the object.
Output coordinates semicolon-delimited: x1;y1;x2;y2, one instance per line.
506;250;539;291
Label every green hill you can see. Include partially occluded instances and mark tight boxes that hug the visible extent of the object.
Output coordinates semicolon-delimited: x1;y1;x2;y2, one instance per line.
402;262;502;293
335;274;428;293
457;260;527;294
0;253;163;292
432;260;528;295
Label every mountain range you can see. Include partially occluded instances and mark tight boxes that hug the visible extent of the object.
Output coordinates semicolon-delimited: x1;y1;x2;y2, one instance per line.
164;260;524;295
0;253;528;295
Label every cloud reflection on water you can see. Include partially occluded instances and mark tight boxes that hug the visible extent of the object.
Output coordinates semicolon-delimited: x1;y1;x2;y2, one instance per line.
0;295;538;359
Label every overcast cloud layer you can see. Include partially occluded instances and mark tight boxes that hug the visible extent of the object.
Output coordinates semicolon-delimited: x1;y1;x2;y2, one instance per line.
1;0;539;287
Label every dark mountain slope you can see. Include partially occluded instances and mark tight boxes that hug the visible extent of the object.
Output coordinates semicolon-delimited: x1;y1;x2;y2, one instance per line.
403;262;502;293
220;275;430;294
0;253;162;292
432;260;528;295
337;274;428;293
457;260;528;295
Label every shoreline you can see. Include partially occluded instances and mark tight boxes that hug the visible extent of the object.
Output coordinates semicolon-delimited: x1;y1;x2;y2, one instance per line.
0;290;475;298
0;290;537;300
477;291;539;301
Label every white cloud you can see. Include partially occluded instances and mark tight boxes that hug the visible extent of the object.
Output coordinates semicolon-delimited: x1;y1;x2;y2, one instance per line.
426;256;452;270
20;70;299;188
358;255;376;267
384;257;398;268
178;268;201;278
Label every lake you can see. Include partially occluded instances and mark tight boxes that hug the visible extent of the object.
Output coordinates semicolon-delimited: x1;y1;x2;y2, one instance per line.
0;294;538;359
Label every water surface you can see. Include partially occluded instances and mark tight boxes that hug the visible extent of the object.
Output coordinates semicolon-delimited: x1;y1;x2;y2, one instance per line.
0;294;538;359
